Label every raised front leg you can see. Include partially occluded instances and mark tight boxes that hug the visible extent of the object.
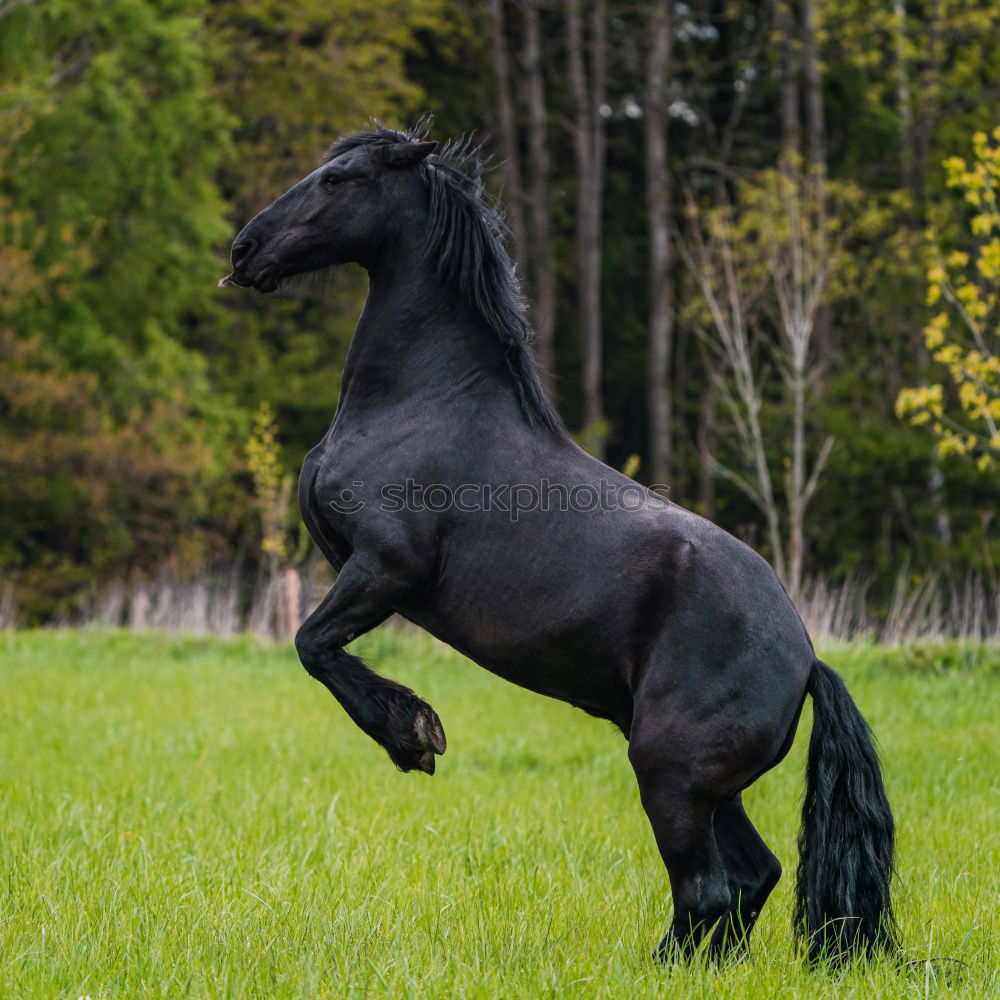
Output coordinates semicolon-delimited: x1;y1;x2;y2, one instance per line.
294;554;446;773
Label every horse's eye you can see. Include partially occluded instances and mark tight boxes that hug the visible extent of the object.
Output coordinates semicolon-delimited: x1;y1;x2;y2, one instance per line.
322;172;343;187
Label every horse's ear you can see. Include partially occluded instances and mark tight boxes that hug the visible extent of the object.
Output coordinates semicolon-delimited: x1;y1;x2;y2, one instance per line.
377;140;438;168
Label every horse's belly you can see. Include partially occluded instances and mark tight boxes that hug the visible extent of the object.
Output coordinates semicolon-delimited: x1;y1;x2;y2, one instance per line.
394;595;634;729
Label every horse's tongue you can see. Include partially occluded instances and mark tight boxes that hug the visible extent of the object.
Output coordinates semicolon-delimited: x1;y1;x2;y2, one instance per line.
217;273;235;288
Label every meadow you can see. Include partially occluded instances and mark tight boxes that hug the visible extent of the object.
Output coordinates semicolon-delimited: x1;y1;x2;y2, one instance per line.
1;629;997;999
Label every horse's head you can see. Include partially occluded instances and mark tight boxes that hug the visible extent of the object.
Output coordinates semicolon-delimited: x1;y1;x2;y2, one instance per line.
220;134;437;292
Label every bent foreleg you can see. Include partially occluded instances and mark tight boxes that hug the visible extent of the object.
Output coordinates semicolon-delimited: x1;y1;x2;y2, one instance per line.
294;554;445;773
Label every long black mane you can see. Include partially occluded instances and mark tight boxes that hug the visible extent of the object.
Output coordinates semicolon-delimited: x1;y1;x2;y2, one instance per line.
325;124;563;434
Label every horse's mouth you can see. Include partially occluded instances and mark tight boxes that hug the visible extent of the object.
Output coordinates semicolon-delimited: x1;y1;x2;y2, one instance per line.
217;264;280;293
250;265;280;293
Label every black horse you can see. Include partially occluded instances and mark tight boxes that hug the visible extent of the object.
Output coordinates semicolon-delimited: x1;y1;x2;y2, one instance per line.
220;124;896;964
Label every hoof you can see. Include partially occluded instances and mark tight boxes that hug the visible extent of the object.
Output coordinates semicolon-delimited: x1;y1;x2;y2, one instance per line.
385;696;446;774
413;707;446;753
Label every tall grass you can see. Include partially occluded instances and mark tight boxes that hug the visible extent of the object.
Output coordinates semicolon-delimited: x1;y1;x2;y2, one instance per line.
50;566;1000;642
798;571;1000;643
1;630;997;999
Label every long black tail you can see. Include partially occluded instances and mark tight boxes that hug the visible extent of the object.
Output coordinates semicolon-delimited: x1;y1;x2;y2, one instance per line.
794;660;897;963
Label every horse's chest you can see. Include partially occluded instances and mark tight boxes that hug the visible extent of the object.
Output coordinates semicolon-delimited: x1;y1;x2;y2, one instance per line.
306;433;402;532
311;445;361;494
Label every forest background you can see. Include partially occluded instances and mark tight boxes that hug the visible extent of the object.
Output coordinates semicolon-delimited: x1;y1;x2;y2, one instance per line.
1;0;998;630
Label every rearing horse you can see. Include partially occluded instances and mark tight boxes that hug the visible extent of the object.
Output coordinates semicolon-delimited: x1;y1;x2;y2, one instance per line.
220;125;896;964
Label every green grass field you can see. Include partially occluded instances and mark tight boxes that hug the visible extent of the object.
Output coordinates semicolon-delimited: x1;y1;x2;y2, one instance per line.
1;630;997;999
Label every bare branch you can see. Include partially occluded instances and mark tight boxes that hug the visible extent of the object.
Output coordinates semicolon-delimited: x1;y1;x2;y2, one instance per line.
802;435;834;506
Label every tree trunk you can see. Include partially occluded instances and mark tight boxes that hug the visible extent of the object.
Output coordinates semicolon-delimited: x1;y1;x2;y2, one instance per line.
892;0;914;196
567;0;607;456
801;0;831;367
522;0;556;392
787;367;807;604
698;355;720;519
910;2;941;206
801;0;825;174
646;0;673;486
487;0;527;258
776;0;800;163
929;459;952;545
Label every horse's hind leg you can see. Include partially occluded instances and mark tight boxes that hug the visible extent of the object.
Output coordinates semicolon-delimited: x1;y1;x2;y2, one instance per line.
708;794;782;953
628;719;733;959
294;553;446;773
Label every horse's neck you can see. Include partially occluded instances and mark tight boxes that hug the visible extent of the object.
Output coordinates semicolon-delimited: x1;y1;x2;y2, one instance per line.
337;258;510;414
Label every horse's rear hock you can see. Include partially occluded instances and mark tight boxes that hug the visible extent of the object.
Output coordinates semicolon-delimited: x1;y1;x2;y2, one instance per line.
628;731;733;959
708;795;782;954
627;690;791;961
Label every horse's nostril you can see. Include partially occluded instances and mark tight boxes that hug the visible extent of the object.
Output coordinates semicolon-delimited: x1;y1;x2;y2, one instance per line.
232;238;258;267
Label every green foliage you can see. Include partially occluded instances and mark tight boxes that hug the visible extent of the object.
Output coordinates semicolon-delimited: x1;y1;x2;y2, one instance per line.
208;0;456;218
2;0;1000;616
0;0;459;618
0;0;246;616
898;128;1000;469
245;400;293;565
0;332;236;618
1;630;998;996
1;0;232;387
